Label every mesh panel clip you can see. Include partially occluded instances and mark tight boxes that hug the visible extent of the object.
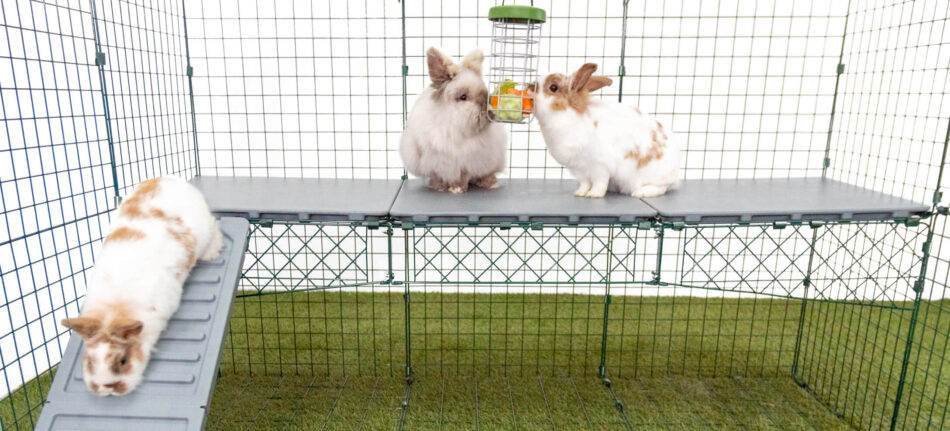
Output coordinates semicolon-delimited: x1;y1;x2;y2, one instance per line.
95;52;106;66
837;63;845;74
187;65;194;76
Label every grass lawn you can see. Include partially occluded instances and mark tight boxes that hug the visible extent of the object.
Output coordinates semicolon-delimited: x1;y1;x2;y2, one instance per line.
3;291;948;430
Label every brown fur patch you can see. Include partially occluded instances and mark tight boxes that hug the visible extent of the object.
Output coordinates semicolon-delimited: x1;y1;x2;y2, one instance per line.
568;91;589;114
623;122;668;168
543;74;571;112
105;381;128;394
594;121;599;128
105;226;145;244
118;178;162;219
62;316;102;339
167;226;197;275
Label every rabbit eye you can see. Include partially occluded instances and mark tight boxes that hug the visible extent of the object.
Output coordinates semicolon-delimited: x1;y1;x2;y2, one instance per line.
549;84;558;92
458;94;467;101
119;357;127;366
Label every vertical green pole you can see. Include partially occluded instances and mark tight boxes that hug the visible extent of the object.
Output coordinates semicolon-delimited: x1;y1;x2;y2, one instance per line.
616;0;629;103
399;0;411;382
598;226;615;378
180;0;201;177
89;0;121;206
792;1;851;380
890;230;931;431
400;0;409;181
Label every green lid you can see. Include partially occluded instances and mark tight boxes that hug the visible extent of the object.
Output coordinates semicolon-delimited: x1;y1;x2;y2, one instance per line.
488;5;546;23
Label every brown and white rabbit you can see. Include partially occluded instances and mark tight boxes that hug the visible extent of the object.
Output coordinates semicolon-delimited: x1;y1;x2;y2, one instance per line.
61;176;221;396
529;63;681;198
400;47;507;193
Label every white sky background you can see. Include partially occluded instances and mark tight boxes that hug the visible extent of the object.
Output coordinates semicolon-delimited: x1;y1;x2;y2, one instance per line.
1;0;948;397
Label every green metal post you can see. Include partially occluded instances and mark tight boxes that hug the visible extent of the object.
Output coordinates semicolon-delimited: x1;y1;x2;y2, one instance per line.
890;231;931;431
597;226;615;378
89;0;121;206
616;0;630;103
180;0;201;177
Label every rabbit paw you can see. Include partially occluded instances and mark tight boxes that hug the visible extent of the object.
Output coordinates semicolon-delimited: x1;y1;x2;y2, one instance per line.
448;183;468;194
573;182;592;197
474;174;500;190
584;190;606;199
631;185;669;198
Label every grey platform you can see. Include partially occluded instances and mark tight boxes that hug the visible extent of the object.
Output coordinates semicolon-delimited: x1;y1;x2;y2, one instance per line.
190;176;402;222
36;217;250;431
642;178;929;223
390;179;658;223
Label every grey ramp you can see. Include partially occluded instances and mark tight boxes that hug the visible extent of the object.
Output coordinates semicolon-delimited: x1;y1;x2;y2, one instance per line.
36;217;250;431
190;176;403;221
391;179;657;223
642;178;929;223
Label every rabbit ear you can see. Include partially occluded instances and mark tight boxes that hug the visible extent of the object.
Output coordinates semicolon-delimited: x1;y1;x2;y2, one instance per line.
62;317;102;339
109;317;144;341
585;76;612;92
571;63;598;91
427;47;459;88
460;49;484;75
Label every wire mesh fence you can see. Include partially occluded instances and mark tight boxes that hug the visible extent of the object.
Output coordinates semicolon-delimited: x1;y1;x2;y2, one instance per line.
1;0;949;430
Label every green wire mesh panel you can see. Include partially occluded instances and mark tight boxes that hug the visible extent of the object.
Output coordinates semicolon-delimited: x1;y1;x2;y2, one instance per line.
824;1;950;429
397;223;645;376
185;0;405;179
1;0;195;429
220;222;404;377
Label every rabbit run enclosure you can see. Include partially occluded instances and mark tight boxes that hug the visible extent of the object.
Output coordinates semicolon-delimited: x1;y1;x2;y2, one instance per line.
2;0;950;430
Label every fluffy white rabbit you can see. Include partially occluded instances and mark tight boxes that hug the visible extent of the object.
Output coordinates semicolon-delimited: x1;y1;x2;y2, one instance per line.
529;63;680;198
400;47;507;193
61;176;221;396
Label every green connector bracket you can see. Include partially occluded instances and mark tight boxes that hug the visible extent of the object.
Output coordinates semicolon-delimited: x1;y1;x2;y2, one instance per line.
823;157;831;168
401;221;415;230
934;190;943;204
913;277;925;294
499;221;512;230
402;65;409;76
837;63;845;74
671;221;686;231
259;219;274;228
530;221;543;231
808;220;824;229
392;280;404;286
904;217;921;227
922;240;931;255
598;364;607;377
637;221;652;230
366;221;380;230
401;173;409;180
772;221;788;230
938;207;949;216
403;292;410;302
186;65;193;76
605;294;612;305
618;65;626;76
802;276;811;288
95;52;106;66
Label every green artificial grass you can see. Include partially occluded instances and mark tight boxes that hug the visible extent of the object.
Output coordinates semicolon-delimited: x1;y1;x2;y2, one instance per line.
3;291;948;430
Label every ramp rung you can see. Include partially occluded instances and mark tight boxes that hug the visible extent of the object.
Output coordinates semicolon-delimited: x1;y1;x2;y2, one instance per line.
36;217;249;431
